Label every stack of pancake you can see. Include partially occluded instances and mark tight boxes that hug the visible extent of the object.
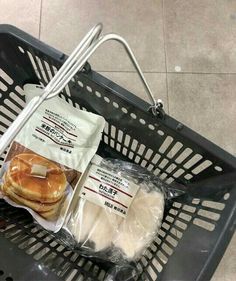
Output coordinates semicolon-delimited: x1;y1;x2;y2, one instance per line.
1;153;67;219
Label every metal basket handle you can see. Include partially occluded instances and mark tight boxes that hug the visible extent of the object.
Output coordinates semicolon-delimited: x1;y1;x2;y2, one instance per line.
0;23;164;156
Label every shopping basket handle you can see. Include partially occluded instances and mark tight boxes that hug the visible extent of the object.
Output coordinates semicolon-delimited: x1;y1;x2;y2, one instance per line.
47;33;164;116
0;23;163;156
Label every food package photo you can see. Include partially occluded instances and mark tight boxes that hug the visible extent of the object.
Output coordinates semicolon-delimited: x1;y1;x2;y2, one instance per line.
0;84;105;232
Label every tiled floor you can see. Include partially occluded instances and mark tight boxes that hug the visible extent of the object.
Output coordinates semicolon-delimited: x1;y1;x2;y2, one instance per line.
0;0;235;280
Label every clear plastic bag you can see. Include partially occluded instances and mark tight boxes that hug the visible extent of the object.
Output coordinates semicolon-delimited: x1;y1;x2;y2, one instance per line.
63;156;167;264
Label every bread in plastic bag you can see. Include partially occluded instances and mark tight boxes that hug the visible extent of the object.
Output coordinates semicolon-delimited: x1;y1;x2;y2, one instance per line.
113;186;164;260
64;156;166;263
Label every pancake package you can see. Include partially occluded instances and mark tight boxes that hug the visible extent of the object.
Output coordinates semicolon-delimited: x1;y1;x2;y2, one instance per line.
65;156;165;263
0;85;105;232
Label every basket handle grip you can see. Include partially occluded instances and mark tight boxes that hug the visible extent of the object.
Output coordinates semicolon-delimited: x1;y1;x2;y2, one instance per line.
48;32;164;116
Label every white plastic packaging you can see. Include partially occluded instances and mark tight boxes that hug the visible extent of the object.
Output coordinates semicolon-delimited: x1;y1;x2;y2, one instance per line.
64;156;165;263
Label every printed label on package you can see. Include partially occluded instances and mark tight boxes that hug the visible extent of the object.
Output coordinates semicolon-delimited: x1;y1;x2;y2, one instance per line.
79;164;140;218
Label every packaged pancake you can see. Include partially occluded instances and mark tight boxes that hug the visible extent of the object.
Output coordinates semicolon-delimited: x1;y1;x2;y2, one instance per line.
0;84;105;232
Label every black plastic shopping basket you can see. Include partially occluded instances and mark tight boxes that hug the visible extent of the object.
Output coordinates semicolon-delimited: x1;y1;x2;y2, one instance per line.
0;25;235;281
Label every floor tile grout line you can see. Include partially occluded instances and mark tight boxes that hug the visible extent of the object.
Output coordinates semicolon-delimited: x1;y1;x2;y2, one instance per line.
96;70;236;75
161;0;170;115
38;0;43;40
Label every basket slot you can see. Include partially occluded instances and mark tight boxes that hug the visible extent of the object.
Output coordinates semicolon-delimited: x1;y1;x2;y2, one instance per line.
193;218;215;231
2;101;19;119
35;56;49;83
0;108;14;124
175;147;193;165
146;265;158;280
38;57;51;83
27;50;45;83
34;247;51;261
201;200;225;210
191;160;212;175
0;79;8;92
0;69;14;85
197;209;220;222
9;91;25;108
158;136;174;154
183;153;203;169
26;50;41;81
18;236;36;249
182;204;197;214
0;123;8;135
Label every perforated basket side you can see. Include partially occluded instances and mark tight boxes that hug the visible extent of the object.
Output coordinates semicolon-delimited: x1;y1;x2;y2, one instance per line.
0;201;107;281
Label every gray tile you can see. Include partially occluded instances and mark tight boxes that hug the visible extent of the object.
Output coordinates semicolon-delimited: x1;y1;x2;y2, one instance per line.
0;0;41;38
167;73;236;155
40;0;165;72
99;71;168;110
211;233;236;281
164;0;236;73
